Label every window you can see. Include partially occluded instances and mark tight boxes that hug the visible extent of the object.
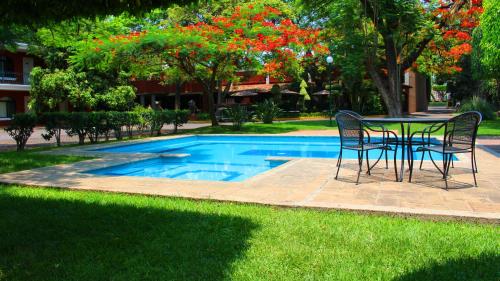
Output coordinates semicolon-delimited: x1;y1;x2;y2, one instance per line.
0;56;15;79
0;97;16;118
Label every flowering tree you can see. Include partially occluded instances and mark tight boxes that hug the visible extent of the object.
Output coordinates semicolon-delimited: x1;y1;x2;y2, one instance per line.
73;1;325;125
416;0;484;75
305;0;483;116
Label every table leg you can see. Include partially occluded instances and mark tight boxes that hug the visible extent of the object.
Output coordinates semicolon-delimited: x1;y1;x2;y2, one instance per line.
407;123;412;169
399;122;405;182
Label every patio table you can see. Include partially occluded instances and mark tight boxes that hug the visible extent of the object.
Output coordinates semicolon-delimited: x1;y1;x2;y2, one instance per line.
363;117;449;182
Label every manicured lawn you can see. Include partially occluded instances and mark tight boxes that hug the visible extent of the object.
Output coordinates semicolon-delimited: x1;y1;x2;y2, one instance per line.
185;119;500;136
429;101;448;106
0;149;90;174
0;185;498;281
0;121;498;280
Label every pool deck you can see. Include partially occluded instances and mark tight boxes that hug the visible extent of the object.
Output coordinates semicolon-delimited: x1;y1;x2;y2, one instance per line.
0;133;499;222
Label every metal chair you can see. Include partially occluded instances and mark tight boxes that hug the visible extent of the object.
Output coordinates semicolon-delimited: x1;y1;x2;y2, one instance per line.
338;110;394;170
408;111;482;189
335;111;398;184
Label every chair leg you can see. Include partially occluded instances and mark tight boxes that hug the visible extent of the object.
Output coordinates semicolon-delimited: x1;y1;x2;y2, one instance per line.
356;150;363;185
336;149;343;167
409;149;414;183
419;150;425;170
393;143;399;182
471;151;478;187
451;157;454;168
335;148;343;179
385;149;388;169
443;153;449;190
366;151;371;175
473;148;478;173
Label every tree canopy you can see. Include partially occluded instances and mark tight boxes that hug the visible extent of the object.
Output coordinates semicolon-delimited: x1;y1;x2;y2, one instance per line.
72;1;326;125
478;0;500;78
303;0;483;116
0;0;195;25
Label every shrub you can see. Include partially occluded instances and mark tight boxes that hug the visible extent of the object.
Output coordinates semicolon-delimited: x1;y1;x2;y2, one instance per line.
196;112;210;121
132;106;151;136
65;112;89;145
86;112;108;143
459;96;496;120
107;112;129;140
124;111;141;138
145;110;173;136
227;105;248;130
4;113;38;151
172;110;190;133
255;99;281;124
40;112;69;146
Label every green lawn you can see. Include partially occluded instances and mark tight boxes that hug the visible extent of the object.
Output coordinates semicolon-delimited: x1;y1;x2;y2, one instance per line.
0;149;90;174
0;124;499;280
429;101;448;106
185;119;500;136
0;185;497;281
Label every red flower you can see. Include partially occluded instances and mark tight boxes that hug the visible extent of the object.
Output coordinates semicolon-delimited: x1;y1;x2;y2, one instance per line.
455;31;471;41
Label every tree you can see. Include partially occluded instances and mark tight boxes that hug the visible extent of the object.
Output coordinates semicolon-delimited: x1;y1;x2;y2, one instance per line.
476;0;500;103
99;85;137;111
29;67;136;112
29;67;96;112
73;1;325;125
0;0;195;25
479;0;500;75
304;0;483;116
299;79;310;110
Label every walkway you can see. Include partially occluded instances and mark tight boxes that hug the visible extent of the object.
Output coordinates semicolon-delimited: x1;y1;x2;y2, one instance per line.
0;133;498;222
0;122;211;151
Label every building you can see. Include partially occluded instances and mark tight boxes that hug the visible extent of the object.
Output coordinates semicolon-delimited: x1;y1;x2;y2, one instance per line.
404;71;430;113
131;72;294;112
0;43;41;125
0;45;429;124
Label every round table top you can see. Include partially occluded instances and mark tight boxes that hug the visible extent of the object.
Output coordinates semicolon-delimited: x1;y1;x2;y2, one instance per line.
363;117;449;123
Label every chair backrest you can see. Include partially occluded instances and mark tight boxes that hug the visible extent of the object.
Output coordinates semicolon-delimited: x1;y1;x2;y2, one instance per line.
444;111;482;149
335;112;364;146
339;110;363;119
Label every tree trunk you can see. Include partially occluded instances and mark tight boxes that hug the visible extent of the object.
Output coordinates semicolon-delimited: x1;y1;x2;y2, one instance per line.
175;81;182;110
217;80;222;106
366;36;404;117
207;88;218;126
200;82;219;126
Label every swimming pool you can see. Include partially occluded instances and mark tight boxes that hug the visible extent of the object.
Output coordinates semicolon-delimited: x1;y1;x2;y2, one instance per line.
87;135;445;182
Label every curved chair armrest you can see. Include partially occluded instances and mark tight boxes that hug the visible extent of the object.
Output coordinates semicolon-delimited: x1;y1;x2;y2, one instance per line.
362;121;388;133
362;121;398;145
409;122;446;146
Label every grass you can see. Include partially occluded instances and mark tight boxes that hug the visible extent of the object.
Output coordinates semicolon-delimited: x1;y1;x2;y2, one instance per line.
184;119;500;136
0;185;498;281
184;120;339;134
429;101;448;106
0;120;499;280
0;149;90;174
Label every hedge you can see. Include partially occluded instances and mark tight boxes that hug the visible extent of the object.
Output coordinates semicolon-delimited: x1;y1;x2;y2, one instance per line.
4;110;190;149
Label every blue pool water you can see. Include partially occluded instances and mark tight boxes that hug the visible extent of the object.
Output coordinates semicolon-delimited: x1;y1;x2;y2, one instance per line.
88;135;447;182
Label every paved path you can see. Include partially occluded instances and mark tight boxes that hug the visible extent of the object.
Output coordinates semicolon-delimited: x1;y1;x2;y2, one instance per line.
0;133;498;222
0;122;211;151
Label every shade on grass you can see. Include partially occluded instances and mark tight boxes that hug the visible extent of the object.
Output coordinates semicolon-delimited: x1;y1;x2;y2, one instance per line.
185;119;500;136
0;186;498;281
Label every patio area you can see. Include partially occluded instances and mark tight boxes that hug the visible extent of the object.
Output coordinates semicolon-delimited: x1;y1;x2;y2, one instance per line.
1;132;498;222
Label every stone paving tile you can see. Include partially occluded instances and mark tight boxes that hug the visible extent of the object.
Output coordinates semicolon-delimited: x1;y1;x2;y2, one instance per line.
0;133;499;221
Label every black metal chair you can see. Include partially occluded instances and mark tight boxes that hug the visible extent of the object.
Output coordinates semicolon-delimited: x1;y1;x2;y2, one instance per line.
408;111;482;189
335;111;398;184
338;110;393;169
